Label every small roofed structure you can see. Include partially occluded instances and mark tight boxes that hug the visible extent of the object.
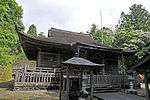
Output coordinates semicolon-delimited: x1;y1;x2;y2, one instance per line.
60;56;104;100
131;52;150;100
62;56;103;67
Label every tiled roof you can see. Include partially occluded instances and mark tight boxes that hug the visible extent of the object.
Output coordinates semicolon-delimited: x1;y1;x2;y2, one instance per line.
46;28;107;47
63;56;104;67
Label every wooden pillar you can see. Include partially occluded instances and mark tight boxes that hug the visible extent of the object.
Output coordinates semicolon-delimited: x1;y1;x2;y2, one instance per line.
40;73;42;82
144;69;150;100
76;46;80;57
80;72;83;90
22;73;26;82
37;51;41;67
102;53;105;75
22;65;27;82
90;70;94;100
36;74;38;82
50;74;52;83
121;54;125;74
121;54;126;92
17;72;20;82
118;55;122;74
27;74;29;82
66;67;70;100
44;74;46;83
24;65;27;73
42;73;44;82
29;73;32;82
15;72;18;82
59;70;63;100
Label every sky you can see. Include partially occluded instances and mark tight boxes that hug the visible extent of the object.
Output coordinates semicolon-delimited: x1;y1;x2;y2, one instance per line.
16;0;150;35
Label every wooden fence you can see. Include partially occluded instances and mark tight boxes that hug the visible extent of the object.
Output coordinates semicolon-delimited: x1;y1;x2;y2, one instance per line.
13;66;59;89
83;75;128;88
13;63;140;90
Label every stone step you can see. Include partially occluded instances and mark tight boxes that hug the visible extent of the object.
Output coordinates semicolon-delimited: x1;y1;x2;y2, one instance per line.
94;89;120;93
86;87;121;93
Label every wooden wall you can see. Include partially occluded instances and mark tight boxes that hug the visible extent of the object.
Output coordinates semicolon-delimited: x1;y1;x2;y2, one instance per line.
37;52;60;68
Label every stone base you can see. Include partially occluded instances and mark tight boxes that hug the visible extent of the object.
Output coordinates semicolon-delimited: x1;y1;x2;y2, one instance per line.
126;89;137;95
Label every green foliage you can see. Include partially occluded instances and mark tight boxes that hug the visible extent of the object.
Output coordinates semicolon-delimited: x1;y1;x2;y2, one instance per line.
27;24;37;37
113;30;136;49
133;31;150;58
113;4;150;74
87;4;150;73
89;24;113;46
38;32;46;37
114;4;150;58
0;0;25;81
118;4;150;32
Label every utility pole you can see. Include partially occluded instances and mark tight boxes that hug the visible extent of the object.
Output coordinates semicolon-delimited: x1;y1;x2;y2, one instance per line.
100;10;103;44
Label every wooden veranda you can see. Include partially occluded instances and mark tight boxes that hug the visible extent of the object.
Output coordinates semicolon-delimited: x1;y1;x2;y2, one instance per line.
13;64;59;90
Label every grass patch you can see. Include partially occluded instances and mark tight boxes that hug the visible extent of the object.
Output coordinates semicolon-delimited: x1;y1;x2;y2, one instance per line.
0;88;8;94
0;91;59;100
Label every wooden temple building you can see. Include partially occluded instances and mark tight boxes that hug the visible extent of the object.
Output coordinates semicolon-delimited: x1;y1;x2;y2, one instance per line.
14;28;134;97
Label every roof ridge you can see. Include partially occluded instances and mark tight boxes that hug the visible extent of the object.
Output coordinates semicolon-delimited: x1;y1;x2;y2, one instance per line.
49;27;90;36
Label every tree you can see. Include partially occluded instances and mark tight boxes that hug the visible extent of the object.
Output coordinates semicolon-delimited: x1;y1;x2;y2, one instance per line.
0;0;25;81
27;24;37;37
113;4;150;74
113;29;135;49
89;24;113;46
117;4;150;32
38;32;46;37
114;4;150;58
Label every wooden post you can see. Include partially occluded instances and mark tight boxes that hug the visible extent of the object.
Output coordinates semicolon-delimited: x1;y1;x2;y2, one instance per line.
121;54;126;92
27;74;29;82
15;71;18;82
22;65;27;82
90;70;94;100
59;70;63;100
80;72;83;90
36;74;38;82
37;51;41;67
66;67;69;100
118;55;122;75
144;69;150;100
102;53;105;75
76;46;79;57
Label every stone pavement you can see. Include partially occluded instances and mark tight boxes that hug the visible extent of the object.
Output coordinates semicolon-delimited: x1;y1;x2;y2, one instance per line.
94;92;146;100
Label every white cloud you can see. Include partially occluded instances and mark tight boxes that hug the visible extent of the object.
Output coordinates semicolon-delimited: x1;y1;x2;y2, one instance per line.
16;0;150;35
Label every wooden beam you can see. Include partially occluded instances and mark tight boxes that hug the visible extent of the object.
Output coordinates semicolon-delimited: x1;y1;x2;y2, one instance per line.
144;69;150;100
90;70;94;100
